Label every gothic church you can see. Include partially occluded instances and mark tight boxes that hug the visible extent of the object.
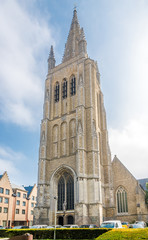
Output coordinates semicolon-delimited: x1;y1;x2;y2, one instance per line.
34;9;148;226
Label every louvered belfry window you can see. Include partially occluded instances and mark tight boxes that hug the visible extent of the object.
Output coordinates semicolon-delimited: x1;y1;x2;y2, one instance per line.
57;174;74;211
55;82;59;102
70;76;76;96
62;79;67;99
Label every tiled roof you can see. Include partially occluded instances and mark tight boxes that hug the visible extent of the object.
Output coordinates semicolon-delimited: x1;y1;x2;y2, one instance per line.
24;186;34;197
138;178;148;191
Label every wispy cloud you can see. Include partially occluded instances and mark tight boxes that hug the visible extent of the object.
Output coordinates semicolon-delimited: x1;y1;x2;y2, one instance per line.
0;145;26;184
0;0;55;129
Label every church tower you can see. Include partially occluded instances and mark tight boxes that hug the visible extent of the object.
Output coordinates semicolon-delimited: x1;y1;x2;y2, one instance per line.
34;9;115;226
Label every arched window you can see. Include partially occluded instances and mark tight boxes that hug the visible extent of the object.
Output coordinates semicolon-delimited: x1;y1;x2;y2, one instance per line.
55;82;59;102
70;76;76;96
57;173;74;211
62;79;67;99
116;186;128;214
66;176;74;210
58;176;65;211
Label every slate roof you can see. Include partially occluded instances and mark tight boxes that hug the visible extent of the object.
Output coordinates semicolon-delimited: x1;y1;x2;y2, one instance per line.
138;178;148;191
11;183;26;191
24;186;34;197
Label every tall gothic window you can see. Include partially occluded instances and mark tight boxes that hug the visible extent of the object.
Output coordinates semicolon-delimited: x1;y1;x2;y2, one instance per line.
55;82;59;102
70;76;76;96
62;79;67;99
57;173;74;211
58;176;65;211
66;175;74;210
116;186;128;214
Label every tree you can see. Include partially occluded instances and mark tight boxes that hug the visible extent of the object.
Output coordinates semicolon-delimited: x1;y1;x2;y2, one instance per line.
145;182;148;205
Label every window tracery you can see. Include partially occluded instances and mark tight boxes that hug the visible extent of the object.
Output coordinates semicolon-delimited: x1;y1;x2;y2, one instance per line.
116;186;128;214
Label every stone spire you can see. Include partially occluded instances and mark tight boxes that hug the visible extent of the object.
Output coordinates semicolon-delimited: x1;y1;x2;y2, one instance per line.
48;45;56;71
62;9;87;63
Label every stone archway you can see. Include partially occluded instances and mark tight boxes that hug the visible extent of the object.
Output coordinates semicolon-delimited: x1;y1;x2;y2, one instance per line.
67;215;74;224
58;216;64;226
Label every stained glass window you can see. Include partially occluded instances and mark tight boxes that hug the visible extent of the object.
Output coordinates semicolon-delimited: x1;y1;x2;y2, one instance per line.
117;187;128;214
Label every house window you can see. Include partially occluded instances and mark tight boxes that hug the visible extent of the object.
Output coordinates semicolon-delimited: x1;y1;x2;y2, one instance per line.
4;198;9;204
22;210;25;214
58;174;74;211
0;197;3;203
5;189;10;195
0;207;2;213
31;203;34;207
31;210;34;215
70;76;76;96
32;196;34;201
4;207;8;213
16;200;20;205
0;187;4;194
23;194;26;199
16;209;19;214
22;201;26;206
62;79;67;99
55;82;59;102
116;186;128;214
17;192;21;197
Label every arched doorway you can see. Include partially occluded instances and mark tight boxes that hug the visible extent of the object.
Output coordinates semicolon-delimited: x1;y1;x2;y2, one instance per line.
58;216;64;226
67;215;74;224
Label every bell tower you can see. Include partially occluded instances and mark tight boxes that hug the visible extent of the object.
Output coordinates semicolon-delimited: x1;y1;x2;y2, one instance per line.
34;9;115;226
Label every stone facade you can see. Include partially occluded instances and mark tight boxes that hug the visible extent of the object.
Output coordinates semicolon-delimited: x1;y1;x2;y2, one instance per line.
34;9;148;226
112;156;148;223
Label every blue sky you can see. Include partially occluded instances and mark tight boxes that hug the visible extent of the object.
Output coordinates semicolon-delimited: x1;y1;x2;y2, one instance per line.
0;0;148;185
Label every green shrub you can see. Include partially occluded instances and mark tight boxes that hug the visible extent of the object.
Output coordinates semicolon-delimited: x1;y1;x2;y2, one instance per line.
0;228;110;239
96;228;148;240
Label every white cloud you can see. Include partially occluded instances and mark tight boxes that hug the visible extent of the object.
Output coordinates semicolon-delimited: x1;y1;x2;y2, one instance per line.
0;145;26;184
0;0;55;128
79;1;148;178
109;117;148;179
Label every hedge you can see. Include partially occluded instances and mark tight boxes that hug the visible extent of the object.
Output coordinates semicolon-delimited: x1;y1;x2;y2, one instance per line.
96;228;148;240
0;228;110;239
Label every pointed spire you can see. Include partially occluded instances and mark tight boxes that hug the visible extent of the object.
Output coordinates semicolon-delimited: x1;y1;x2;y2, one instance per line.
48;45;56;71
62;9;87;63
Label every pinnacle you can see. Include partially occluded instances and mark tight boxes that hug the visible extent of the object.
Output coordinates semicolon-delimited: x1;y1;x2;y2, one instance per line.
49;45;55;58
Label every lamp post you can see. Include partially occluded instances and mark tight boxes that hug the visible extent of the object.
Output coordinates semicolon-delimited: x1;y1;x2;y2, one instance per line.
54;196;57;240
63;201;67;225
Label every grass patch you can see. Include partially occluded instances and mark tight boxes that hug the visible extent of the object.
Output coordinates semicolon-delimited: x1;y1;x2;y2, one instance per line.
96;228;148;240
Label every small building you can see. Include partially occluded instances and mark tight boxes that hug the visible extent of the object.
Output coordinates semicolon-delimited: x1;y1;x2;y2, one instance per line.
0;172;37;227
0;172;13;227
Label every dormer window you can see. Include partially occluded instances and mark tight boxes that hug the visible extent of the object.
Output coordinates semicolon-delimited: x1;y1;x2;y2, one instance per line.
62;79;67;99
55;82;59;102
70;76;76;96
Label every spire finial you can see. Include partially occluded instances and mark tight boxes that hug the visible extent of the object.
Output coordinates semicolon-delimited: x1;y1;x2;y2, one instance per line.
74;3;77;11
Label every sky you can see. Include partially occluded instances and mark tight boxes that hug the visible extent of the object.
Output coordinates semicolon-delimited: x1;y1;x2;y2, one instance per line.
0;0;148;186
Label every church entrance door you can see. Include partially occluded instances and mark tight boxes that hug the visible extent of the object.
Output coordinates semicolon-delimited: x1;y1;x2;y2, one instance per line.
58;216;64;226
67;215;74;224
